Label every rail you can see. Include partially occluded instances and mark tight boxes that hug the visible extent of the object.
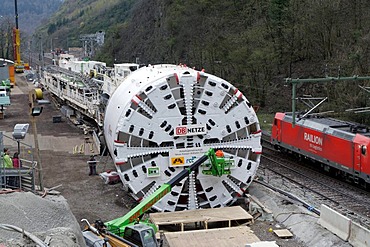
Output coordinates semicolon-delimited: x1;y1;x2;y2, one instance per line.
260;132;370;229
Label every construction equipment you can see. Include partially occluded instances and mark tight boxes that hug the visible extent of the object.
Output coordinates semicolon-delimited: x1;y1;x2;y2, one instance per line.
82;148;233;247
104;64;262;212
0;85;10;119
1;79;11;90
13;0;28;73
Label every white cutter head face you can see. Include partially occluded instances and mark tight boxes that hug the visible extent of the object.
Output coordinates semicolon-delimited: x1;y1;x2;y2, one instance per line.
104;64;261;211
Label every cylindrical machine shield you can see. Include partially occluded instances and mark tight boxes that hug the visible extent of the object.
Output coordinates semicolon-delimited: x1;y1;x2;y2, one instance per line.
104;64;262;211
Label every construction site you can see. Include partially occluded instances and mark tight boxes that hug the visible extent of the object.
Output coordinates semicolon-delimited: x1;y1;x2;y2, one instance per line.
1;0;370;245
0;70;357;246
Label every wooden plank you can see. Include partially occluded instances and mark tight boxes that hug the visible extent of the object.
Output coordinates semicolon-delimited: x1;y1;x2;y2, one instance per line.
150;206;253;225
164;226;260;247
273;229;293;238
150;206;254;232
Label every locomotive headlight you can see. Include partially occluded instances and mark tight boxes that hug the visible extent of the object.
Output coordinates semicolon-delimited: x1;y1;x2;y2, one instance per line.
361;145;367;155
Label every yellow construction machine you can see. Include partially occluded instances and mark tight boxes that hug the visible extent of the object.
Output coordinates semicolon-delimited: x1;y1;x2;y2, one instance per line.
13;0;28;73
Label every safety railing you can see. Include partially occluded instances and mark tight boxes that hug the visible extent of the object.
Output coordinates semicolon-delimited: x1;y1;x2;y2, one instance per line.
0;158;36;192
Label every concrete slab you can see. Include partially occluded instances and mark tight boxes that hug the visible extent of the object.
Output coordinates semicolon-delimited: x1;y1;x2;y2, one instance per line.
349;221;370;247
248;183;352;247
164;226;260;247
246;241;279;247
318;204;351;241
273;229;293;238
2;130;89;154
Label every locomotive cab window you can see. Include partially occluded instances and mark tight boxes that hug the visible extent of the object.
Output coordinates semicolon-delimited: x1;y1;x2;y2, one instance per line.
361;145;367;155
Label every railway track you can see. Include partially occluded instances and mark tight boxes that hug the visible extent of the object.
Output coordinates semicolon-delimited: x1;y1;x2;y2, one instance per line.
259;132;370;229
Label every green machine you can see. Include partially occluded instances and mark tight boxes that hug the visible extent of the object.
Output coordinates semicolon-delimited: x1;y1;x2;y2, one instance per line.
83;148;233;247
1;79;11;89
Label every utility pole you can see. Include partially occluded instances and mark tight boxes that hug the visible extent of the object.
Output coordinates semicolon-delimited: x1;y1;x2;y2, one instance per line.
29;89;50;191
0;132;4;188
39;36;44;71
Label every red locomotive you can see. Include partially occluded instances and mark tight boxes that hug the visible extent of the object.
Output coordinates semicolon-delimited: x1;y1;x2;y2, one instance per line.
271;112;370;187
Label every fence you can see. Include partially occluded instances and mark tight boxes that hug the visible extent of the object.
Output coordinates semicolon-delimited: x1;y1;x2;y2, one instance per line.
0;158;36;192
1;132;37;192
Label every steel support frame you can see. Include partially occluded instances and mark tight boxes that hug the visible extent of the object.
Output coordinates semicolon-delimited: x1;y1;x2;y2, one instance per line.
286;76;370;126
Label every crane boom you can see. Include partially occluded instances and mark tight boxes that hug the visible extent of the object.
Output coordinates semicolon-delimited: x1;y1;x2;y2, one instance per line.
105;148;233;234
13;0;26;73
105;154;209;233
83;148;233;246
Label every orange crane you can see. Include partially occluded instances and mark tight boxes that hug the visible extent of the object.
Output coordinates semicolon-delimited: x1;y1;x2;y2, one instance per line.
13;0;28;73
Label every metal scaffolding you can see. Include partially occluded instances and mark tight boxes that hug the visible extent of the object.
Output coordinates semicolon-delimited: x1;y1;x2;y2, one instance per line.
80;31;105;58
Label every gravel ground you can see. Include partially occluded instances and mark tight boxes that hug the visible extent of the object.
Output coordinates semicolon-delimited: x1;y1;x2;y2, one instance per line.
247;182;351;247
0;74;352;246
0;192;83;246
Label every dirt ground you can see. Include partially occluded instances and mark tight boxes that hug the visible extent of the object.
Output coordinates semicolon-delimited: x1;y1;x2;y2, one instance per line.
1;74;132;228
1;74;310;247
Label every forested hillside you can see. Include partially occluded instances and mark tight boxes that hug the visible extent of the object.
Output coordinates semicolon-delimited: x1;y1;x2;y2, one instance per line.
39;0;370;121
0;0;63;34
37;0;135;48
